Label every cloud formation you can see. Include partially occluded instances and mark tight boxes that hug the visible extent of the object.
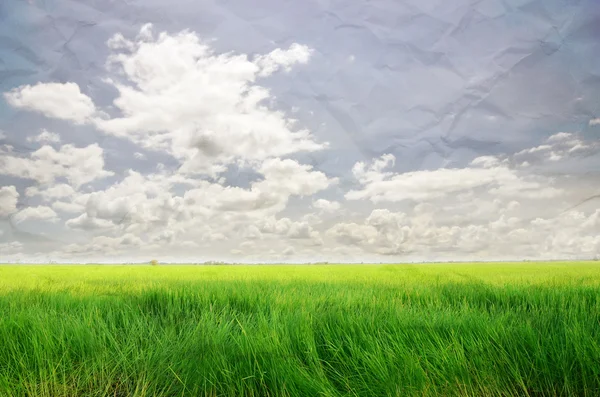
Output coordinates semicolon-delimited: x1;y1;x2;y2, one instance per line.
5;83;97;124
0;186;19;218
27;130;61;144
99;25;324;175
1;6;600;263
13;206;58;224
0;144;113;188
346;152;562;204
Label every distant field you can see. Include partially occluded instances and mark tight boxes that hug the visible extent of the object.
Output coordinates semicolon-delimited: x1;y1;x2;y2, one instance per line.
1;262;599;396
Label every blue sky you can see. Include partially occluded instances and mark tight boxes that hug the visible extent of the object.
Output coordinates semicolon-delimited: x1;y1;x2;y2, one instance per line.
1;0;600;263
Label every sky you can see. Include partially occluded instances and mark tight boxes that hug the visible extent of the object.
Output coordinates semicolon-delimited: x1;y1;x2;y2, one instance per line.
1;0;600;263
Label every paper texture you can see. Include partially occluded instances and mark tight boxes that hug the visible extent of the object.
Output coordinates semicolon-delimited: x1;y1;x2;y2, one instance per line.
1;0;600;263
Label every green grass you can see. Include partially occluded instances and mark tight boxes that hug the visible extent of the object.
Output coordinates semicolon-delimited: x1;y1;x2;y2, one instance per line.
0;262;599;397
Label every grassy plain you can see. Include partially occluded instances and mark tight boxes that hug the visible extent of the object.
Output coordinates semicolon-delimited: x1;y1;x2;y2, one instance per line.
0;262;599;396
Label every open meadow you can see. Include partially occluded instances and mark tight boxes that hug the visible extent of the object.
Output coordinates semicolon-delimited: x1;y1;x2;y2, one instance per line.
0;262;599;396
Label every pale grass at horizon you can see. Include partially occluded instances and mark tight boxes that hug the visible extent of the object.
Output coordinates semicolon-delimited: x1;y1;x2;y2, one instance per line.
1;262;599;294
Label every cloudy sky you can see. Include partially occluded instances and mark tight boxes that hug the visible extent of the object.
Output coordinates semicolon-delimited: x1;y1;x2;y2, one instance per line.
1;0;600;263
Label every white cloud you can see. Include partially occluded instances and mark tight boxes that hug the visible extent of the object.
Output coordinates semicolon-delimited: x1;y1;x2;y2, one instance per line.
347;133;597;204
589;118;600;126
54;156;335;258
256;217;294;235
13;206;58;224
65;213;116;231
327;209;411;255
327;207;600;260
547;132;572;142
27;129;61;144
52;201;85;214
282;246;296;256
64;170;191;232
346;153;561;203
470;156;502;168
0;144;114;188
181;159;335;217
0;242;23;255
255;158;336;198
243;225;263;240
239;241;255;250
254;43;313;77
0;24;339;261
0;186;19;217
312;199;341;213
0;25;315;183
512;132;598;166
246;217;321;247
25;184;75;200
4;82;96;124
287;221;318;240
107;33;135;51
137;23;154;42
6;23;598;263
62;233;144;254
94;25;325;175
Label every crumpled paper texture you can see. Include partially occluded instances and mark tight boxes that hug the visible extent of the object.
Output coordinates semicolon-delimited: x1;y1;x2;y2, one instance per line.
1;0;600;263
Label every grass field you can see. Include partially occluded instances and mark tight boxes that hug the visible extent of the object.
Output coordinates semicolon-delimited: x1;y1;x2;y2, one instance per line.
0;262;599;397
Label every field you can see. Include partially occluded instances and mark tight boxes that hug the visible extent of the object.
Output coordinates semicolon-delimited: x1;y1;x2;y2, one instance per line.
0;262;599;397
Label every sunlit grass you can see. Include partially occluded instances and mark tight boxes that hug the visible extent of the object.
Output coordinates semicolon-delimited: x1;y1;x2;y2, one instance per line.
1;262;599;396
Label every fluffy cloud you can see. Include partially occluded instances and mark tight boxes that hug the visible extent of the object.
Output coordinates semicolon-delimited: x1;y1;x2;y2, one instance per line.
254;159;336;198
1;24;334;259
312;199;341;213
52;200;86;214
0;186;19;218
95;25;325;175
0;242;23;256
327;209;411;255
282;246;296;256
327;207;600;260
254;43;313;76
63;158;335;242
63;170;193;232
252;216;321;242
4;24;324;178
50;153;335;261
65;213;115;231
256;217;296;235
512;132;599;166
179;159;335;221
4;20;599;263
4;82;97;124
287;222;317;239
27;129;61;144
61;233;144;255
26;184;76;200
346;153;561;203
13;206;58;224
0;144;114;188
345;132;600;205
347;133;596;204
